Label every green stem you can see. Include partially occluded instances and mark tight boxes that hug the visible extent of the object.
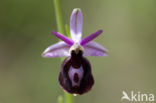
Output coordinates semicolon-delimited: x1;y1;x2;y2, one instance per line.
65;92;73;103
53;0;73;103
65;24;71;38
58;96;63;103
53;0;65;34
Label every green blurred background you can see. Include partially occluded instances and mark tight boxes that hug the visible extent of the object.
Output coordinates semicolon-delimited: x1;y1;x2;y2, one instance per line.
0;0;156;103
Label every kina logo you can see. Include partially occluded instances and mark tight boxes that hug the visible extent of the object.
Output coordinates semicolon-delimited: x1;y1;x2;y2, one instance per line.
121;91;154;102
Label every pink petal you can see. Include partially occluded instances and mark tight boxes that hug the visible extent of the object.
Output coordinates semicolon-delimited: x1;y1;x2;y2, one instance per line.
51;31;74;46
42;41;70;58
80;30;103;46
83;41;108;56
70;8;83;42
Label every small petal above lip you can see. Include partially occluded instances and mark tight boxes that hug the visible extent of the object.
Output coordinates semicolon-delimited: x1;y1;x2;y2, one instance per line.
80;30;103;46
70;8;83;42
51;31;74;46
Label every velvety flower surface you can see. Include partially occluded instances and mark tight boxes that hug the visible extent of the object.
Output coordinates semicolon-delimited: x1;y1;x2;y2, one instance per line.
42;8;108;95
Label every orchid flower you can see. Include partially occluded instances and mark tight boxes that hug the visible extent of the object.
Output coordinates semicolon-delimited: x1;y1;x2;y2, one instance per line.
42;8;108;95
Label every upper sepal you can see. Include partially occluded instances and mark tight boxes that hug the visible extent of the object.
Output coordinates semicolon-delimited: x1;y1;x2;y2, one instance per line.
70;8;83;42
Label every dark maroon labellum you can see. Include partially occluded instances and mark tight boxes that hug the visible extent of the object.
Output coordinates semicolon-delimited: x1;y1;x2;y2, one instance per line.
58;50;94;95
